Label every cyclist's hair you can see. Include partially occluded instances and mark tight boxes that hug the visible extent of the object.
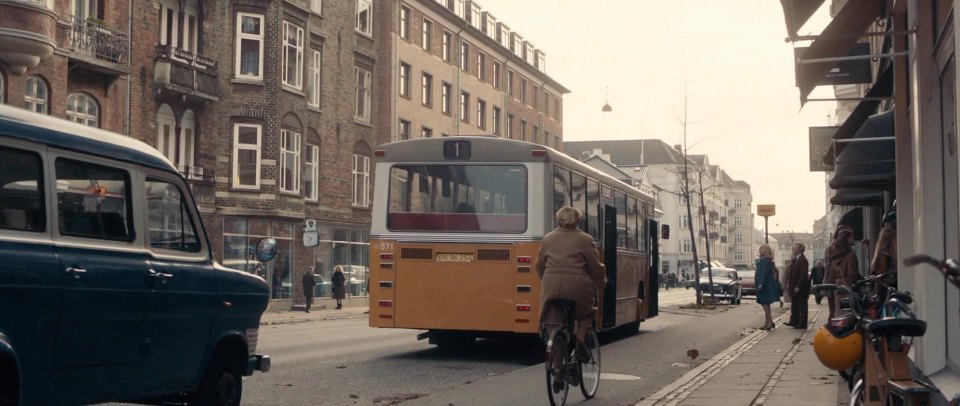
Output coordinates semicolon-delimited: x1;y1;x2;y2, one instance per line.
555;206;582;229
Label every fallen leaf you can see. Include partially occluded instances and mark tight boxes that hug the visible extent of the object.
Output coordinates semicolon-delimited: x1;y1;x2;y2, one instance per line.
792;338;801;345
671;362;692;368
686;349;700;360
349;394;360;399
336;364;347;369
274;383;293;387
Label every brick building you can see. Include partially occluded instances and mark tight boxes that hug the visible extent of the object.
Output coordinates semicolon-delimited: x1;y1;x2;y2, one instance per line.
374;0;567;145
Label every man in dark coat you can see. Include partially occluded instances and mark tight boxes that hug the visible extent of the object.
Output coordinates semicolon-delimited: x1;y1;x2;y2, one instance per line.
785;243;810;328
302;266;317;313
810;260;825;304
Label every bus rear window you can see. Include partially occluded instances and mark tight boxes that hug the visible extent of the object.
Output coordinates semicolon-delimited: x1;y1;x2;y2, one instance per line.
387;165;526;233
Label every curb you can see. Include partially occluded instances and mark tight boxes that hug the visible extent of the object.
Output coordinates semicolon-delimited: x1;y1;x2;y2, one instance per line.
260;311;369;326
637;311;791;406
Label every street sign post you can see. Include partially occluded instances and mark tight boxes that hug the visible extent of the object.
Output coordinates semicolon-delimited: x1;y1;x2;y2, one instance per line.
757;205;776;244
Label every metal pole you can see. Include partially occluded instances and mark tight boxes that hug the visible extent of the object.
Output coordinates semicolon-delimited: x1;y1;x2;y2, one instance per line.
764;216;769;245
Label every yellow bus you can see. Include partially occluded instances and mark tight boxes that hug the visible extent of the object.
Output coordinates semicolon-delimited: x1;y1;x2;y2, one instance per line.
368;137;664;346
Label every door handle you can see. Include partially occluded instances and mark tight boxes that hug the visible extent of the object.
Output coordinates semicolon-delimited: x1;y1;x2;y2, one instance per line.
147;269;174;284
65;267;87;278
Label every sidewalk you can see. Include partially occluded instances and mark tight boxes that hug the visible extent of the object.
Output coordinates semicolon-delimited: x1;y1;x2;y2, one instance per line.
259;297;370;326
639;299;848;406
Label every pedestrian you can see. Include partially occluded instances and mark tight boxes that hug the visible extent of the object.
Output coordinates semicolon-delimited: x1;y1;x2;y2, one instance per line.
536;206;606;367
785;243;810;329
302;266;317;313
810;259;826;305
755;244;778;330
825;226;860;318
332;265;346;310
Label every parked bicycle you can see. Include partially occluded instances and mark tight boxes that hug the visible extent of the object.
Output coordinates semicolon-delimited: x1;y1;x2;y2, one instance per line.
542;299;600;406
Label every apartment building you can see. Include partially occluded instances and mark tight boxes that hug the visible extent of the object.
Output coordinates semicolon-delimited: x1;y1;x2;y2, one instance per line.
375;0;568;146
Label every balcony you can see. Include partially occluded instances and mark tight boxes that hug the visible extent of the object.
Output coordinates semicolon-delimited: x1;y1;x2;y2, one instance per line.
59;18;129;75
0;1;57;74
154;45;219;101
179;164;215;207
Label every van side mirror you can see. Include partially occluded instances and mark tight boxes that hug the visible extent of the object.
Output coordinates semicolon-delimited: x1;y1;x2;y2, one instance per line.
661;224;670;240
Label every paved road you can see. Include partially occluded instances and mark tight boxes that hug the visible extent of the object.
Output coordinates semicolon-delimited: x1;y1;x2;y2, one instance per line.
240;300;781;405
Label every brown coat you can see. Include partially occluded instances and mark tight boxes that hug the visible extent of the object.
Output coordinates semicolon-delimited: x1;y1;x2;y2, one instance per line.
788;254;810;297
536;228;605;321
825;245;860;286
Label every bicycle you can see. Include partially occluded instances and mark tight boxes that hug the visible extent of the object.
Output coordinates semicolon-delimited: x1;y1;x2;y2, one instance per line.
542;299;601;406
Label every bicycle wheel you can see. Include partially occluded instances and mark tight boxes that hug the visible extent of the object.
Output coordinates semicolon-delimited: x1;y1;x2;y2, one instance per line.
849;377;864;406
579;329;601;399
545;332;569;406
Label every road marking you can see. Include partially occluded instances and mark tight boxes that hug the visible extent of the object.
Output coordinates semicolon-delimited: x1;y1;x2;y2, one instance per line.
601;372;642;381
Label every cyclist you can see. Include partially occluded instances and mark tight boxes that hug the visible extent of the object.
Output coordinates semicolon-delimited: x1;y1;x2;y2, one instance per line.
537;206;606;362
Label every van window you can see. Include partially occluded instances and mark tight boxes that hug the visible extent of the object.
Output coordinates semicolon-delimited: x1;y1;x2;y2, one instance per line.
146;179;200;252
0;146;45;232
56;158;133;241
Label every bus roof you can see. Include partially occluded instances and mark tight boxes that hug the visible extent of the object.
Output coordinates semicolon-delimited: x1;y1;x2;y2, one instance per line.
0;104;176;173
375;136;656;204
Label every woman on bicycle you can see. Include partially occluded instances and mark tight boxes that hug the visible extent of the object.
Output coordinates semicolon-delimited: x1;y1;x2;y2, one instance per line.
536;206;605;358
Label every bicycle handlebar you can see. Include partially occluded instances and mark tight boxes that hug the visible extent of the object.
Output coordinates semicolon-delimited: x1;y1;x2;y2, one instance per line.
903;255;960;290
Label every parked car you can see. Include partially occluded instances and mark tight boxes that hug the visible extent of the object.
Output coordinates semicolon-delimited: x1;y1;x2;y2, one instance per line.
697;267;743;304
0;106;270;405
739;270;757;296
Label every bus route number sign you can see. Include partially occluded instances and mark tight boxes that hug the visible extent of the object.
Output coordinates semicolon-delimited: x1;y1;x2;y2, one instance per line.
443;140;471;160
436;253;474;262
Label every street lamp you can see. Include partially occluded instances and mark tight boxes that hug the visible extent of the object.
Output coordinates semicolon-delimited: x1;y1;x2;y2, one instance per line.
601;86;612;112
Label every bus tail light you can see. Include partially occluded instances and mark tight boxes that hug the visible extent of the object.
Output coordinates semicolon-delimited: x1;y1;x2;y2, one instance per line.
380;253;394;260
516;304;531;311
515;319;530;323
374;150;386;157
531;149;547;157
379;300;393;308
517;256;532;264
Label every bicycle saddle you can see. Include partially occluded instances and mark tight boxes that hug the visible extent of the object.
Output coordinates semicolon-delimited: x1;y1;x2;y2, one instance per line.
890;292;913;304
868;317;927;337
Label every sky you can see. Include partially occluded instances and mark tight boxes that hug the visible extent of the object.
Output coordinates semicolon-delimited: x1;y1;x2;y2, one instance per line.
476;0;839;233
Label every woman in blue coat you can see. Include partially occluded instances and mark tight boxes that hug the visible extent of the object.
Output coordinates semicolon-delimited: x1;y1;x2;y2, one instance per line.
755;244;779;330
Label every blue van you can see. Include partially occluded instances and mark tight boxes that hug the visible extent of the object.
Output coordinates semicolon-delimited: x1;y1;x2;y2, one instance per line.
0;105;270;405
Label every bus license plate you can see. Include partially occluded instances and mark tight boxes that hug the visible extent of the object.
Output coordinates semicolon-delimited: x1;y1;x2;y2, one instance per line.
436;253;474;262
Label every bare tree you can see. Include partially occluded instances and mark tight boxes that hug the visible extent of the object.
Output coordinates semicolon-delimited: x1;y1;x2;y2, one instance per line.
664;162;722;304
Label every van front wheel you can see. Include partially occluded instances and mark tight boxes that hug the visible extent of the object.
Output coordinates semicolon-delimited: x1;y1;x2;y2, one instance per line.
190;349;243;406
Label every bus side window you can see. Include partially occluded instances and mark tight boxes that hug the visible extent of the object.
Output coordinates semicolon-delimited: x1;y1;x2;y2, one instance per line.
570;172;587;232
552;166;571;218
627;196;638;250
586;179;600;239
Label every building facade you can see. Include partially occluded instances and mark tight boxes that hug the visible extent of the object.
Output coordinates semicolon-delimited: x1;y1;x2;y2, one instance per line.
375;0;567;144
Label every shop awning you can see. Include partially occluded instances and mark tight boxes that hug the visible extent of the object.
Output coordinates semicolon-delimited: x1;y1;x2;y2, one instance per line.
830;188;885;207
780;0;826;40
828;110;895;190
791;0;887;104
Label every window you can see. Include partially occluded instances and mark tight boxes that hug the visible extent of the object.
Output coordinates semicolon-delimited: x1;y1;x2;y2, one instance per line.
178;110;196;172
56;158;132;241
734;250;743;261
460;41;470;71
478;52;486;81
146;180;200;252
421;126;433;138
627;196;638;250
399;62;410;98
533;126;539;143
421;72;433;107
682;239;691;253
422;19;433;50
469;2;480;27
586;179;599;238
553;166;571;217
520;77;527;103
493;62;501;89
507;70;514;96
735;232;743;244
305;49;322;107
310;0;322;13
159;0;199;53
506;114;514;139
353;146;371;207
232;123;261;189
679;214;688;228
66;93;99;127
533;85;540;109
356;0;372;35
442;30;452;62
24;76;48;114
460;91;470;123
399;5;410;40
398;119;411;140
72;0;98;22
492;106;501;136
734;198;742;208
280;129;301;194
156;104;177;162
735;215;742;226
441;82;451;114
236;13;264;80
0;147;45;232
282;21;304;90
477;99;486;130
354;67;371;121
303;144;319;201
520;119;527;141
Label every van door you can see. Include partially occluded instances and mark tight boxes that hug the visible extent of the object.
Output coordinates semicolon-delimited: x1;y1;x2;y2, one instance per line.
142;176;216;390
51;156;150;393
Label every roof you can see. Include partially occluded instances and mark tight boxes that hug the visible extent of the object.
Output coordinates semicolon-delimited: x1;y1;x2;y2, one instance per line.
0;104;175;173
563;139;687;166
583;155;632;182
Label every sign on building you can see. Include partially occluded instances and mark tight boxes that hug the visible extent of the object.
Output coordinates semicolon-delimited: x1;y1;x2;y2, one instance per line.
794;42;872;86
809;126;839;172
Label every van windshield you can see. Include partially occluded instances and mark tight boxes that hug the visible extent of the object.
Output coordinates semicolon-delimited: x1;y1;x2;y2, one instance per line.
387;165;527;233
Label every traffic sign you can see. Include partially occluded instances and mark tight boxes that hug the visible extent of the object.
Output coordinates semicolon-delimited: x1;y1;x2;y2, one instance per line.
757;204;776;217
